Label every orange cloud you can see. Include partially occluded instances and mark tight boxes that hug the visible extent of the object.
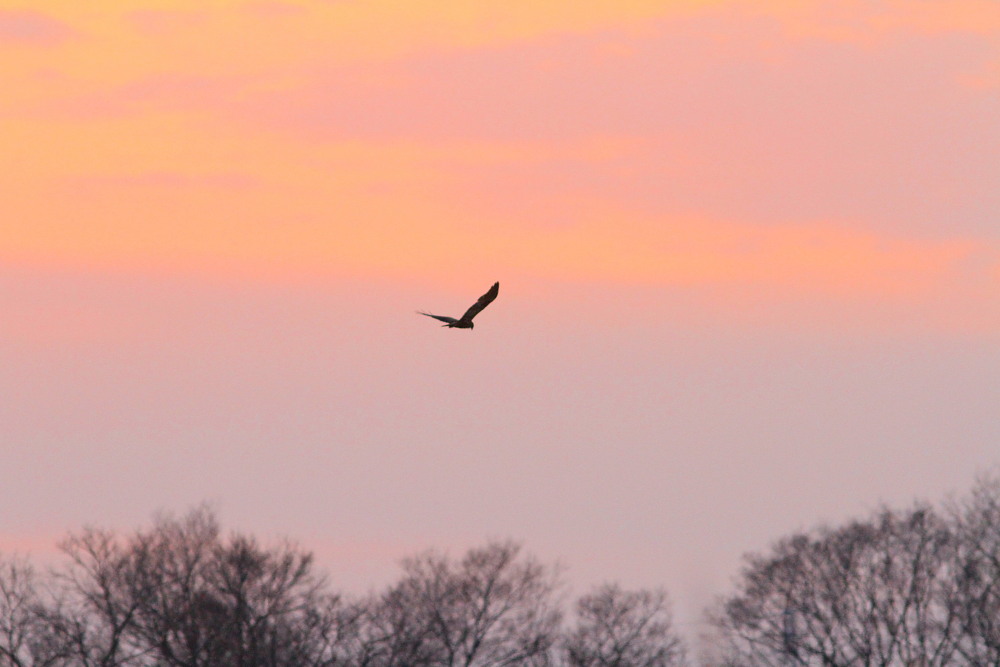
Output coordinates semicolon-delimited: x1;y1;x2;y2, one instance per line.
32;0;1000;91
3;128;988;301
11;0;1000;92
4;0;996;337
0;9;73;44
2;98;993;298
9;0;706;87
728;0;1000;44
877;0;1000;37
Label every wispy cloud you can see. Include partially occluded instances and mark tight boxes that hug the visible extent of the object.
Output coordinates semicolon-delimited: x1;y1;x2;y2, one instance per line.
0;9;73;44
3;0;997;334
125;8;209;36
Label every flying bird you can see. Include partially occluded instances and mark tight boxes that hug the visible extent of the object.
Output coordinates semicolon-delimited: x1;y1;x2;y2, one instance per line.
418;282;499;329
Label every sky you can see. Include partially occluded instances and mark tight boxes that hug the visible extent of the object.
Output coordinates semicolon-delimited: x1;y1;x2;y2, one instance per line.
2;0;999;642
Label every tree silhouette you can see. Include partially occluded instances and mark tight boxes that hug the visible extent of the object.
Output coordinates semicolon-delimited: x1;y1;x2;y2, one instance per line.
565;584;685;667
710;476;1000;665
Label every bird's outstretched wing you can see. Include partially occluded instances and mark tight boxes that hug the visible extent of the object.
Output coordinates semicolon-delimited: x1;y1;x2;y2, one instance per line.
418;311;459;324
458;282;499;324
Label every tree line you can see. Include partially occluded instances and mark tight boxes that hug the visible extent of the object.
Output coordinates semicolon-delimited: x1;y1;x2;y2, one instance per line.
712;473;1000;666
0;508;682;667
1;474;999;666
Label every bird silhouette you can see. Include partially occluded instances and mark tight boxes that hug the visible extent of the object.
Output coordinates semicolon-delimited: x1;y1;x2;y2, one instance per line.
418;282;499;329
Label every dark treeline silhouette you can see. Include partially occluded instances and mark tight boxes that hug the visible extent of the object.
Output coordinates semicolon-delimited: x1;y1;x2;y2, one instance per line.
2;474;1000;666
711;474;1000;666
0;508;684;667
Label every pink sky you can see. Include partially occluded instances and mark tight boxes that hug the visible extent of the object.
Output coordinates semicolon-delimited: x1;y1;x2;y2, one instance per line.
2;0;999;641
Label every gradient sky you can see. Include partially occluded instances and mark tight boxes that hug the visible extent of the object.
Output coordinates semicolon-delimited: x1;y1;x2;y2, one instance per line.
2;0;999;644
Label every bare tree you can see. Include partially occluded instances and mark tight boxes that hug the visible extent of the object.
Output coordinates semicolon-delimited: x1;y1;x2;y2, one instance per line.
0;555;71;667
24;508;362;667
710;503;963;666
43;528;150;667
113;506;229;667
287;595;371;667
0;556;36;667
123;508;354;667
948;474;1000;665
362;540;563;667
564;583;685;667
